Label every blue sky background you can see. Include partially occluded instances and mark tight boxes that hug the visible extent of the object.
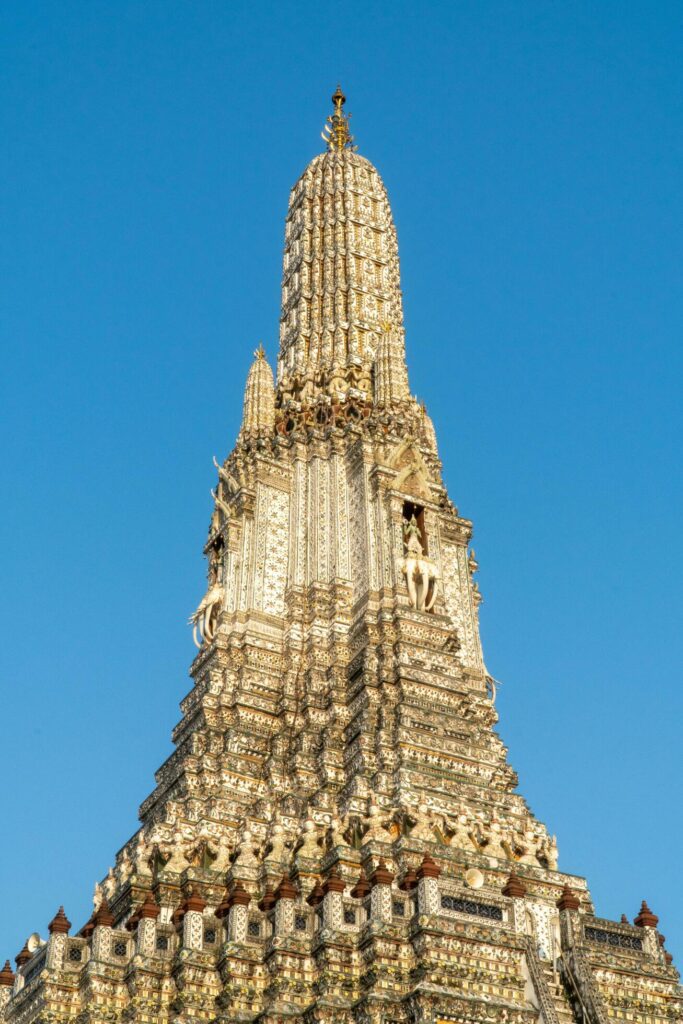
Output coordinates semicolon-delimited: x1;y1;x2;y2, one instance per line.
1;1;682;965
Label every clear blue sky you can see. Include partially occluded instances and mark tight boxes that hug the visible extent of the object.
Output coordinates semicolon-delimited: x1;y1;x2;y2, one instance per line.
1;1;682;966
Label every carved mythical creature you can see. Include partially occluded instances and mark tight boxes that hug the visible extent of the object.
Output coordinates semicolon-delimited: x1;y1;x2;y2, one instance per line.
132;830;153;876
294;817;322;860
325;815;348;852
92;881;104;910
264;821;290;865
232;827;258;868
536;833;559;870
362;799;392;843
212;455;240;495
189;582;223;647
514;822;540;865
407;802;438;841
162;837;190;874
116;846;134;886
400;515;439;612
103;867;116;900
444;810;477;851
479;819;508;861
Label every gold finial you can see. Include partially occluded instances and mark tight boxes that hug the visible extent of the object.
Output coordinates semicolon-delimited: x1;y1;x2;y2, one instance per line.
321;85;356;153
254;342;265;360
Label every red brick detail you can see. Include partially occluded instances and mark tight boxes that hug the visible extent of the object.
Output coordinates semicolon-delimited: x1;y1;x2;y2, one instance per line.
229;881;251;908
322;867;346;895
371;858;395;887
94;897;114;928
634;900;659;929
258;885;276;912
399;868;418;892
275;876;298;901
306;881;324;907
556;886;580;912
502;873;527;898
48;906;71;935
0;960;14;987
350;870;371;899
416;854;441;880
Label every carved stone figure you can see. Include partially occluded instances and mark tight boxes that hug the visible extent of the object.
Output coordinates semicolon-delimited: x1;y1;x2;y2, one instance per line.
404;802;434;842
188;581;223;647
295;817;322;860
400;547;439;612
404;514;423;554
362;800;392;844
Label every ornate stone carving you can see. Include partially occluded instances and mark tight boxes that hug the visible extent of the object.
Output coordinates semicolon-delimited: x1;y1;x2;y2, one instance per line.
400;514;439;611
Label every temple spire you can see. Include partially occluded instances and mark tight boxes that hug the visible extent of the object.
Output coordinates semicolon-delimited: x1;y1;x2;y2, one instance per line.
240;344;275;439
321;85;356;152
279;95;407;408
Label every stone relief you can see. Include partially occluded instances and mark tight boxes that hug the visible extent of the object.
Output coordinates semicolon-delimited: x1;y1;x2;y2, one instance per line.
400;513;439;612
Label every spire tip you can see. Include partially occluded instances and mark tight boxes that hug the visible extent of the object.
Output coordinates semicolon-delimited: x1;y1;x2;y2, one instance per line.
322;85;356;153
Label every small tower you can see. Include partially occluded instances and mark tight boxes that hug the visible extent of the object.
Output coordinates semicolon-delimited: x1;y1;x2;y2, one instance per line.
240;344;275;438
420;402;438;453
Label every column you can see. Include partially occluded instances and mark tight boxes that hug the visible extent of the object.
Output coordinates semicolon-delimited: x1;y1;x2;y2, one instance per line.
274;876;298;936
322;866;346;930
370;859;394;924
227;882;252;943
136;892;160;957
91;897;114;960
416;854;440;915
182;893;206;951
46;906;71;970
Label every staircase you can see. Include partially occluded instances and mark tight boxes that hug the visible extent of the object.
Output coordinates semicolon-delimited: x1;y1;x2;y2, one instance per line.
538;958;579;1024
524;937;581;1024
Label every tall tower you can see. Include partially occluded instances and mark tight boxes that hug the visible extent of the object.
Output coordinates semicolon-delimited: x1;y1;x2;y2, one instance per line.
2;90;680;1024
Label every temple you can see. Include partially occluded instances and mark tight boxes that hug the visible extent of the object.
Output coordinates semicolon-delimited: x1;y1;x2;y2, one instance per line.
2;88;680;1024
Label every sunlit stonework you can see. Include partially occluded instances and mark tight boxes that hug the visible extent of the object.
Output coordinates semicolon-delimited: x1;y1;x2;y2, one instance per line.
2;89;680;1024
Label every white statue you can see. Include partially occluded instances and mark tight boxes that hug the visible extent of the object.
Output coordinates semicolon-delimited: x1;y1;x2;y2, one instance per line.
362;799;391;843
92;881;104;910
212;455;240;495
537;833;559;870
408;802;436;841
103;867;116;900
400;515;439;612
265;821;290;864
133;831;153;876
116;846;134;885
445;810;477;851
162;833;190;873
189;582;223;647
232;828;258;868
295;817;321;859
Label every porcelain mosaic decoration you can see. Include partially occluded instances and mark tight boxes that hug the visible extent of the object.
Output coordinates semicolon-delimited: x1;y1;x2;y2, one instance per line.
2;88;680;1024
